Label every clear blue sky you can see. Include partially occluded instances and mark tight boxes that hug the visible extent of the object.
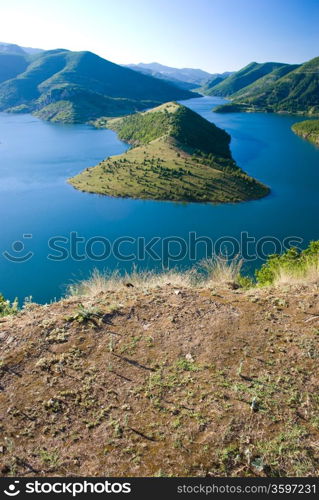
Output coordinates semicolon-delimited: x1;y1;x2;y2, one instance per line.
1;0;318;72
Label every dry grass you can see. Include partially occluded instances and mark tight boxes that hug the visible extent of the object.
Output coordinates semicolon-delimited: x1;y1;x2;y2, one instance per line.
68;267;197;297
199;255;243;284
273;259;319;286
68;257;243;299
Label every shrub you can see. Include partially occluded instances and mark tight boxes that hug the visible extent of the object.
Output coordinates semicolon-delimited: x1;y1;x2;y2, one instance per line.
0;294;18;317
256;241;319;286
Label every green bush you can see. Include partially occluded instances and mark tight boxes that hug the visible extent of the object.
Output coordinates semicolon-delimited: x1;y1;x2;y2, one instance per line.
0;293;18;317
255;241;319;286
237;275;255;289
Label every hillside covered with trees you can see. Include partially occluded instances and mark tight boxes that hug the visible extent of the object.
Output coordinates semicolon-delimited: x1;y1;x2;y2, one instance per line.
0;48;196;123
210;57;319;116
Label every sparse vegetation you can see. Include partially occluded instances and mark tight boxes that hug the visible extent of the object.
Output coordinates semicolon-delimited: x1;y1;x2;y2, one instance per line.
292;119;319;145
0;265;318;477
70;102;269;203
1;241;319;321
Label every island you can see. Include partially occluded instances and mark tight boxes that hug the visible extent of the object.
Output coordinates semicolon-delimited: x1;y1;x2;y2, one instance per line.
69;102;269;203
292;120;319;146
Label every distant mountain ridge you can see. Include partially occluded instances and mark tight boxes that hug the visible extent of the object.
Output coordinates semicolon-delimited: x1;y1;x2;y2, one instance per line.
125;62;213;86
123;65;197;90
0;47;197;123
0;42;43;55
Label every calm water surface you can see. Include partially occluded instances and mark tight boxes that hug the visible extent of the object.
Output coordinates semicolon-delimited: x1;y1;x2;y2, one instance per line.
0;96;318;302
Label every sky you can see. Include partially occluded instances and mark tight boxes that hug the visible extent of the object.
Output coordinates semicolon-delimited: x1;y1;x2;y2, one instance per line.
0;0;318;73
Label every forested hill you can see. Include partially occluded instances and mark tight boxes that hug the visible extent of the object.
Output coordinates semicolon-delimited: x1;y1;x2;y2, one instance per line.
0;49;197;123
201;61;287;96
209;57;319;116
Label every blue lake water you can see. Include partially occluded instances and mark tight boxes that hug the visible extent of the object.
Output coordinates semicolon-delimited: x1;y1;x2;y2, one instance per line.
0;96;318;303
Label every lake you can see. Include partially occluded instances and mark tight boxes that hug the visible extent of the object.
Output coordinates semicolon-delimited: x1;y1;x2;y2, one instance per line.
0;96;318;303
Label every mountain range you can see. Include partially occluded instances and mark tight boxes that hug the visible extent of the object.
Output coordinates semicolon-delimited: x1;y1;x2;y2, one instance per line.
0;45;197;123
1;42;318;120
125;62;233;90
0;42;43;55
204;57;319;116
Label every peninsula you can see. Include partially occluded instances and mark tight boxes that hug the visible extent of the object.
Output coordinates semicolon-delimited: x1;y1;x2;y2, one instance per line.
69;102;269;203
292;120;319;146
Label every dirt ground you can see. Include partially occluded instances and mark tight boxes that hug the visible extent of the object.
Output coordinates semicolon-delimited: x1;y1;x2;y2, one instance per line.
0;283;318;477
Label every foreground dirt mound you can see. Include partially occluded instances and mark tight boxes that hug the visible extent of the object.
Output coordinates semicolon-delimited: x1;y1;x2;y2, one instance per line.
0;284;318;477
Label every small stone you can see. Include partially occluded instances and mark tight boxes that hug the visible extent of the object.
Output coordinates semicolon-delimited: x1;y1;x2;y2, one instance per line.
250;398;259;412
185;353;194;363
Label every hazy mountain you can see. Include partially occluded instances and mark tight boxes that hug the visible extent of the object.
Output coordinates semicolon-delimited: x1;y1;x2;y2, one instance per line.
0;42;26;55
124;65;197;90
21;46;43;55
0;42;43;55
125;62;213;86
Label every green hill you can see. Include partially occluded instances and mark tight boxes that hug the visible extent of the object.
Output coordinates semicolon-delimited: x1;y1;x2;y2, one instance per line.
200;76;225;93
0;50;196;123
0;53;29;84
214;57;319;116
230;64;299;100
292;119;319;145
202;62;287;96
69;102;269;203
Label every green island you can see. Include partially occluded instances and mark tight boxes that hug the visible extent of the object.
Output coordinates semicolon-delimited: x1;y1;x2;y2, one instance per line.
69;102;269;203
205;57;319;116
292;120;319;146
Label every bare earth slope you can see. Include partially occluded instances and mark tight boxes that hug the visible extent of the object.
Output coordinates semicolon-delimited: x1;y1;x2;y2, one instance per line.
0;283;318;477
